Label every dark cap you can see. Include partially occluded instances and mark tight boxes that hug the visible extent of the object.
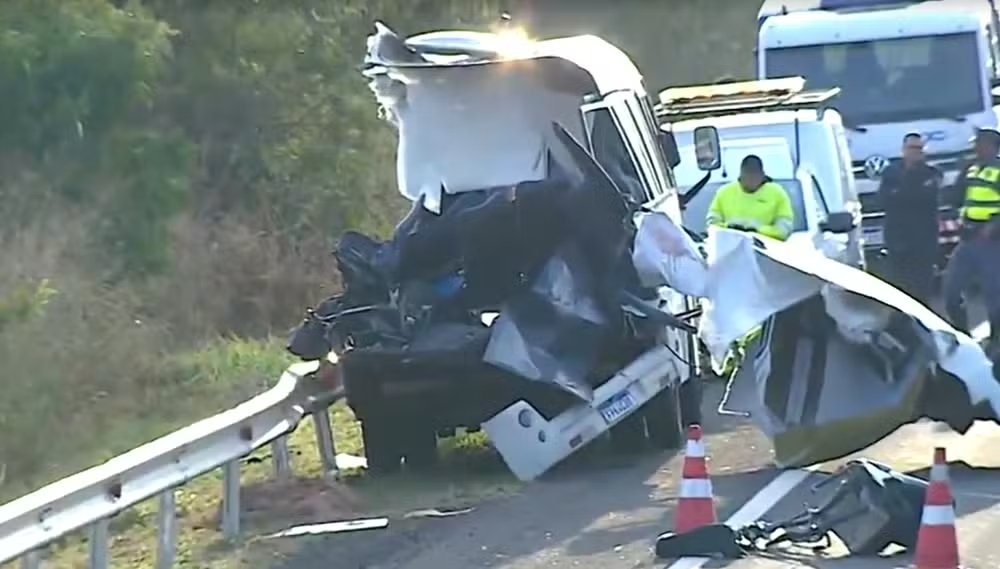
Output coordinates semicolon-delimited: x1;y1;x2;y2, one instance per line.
740;154;764;174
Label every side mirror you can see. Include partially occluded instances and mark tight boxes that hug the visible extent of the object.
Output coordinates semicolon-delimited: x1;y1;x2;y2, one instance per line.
693;126;721;171
658;131;681;168
819;211;855;234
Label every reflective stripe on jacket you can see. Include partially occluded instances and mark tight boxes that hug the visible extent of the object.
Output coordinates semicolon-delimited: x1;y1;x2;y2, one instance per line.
706;180;795;240
961;163;1000;222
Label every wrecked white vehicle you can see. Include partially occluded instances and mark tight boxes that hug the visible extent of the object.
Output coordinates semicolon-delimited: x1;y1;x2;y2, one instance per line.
287;23;703;479
702;227;1000;466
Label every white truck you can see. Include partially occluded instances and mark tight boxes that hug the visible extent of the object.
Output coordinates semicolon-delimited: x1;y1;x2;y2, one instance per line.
756;0;1000;267
287;24;707;481
657;78;863;266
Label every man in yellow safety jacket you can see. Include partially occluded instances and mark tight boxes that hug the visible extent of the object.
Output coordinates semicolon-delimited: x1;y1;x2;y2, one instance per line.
942;128;1000;343
706;154;795;241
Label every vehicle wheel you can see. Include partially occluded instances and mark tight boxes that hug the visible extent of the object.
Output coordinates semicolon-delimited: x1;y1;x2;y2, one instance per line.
609;411;647;454
679;378;703;428
644;384;683;449
401;425;440;472
361;415;404;474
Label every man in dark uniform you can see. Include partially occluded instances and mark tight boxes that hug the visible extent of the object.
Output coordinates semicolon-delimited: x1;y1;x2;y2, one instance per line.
877;132;942;306
942;128;1000;344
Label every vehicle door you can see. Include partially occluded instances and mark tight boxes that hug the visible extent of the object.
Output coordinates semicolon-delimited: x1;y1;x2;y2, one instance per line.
579;93;691;354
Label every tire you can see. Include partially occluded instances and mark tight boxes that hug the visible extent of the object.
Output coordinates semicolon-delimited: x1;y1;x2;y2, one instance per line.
361;415;404;474
679;378;703;428
401;425;439;472
644;384;683;449
609;410;647;454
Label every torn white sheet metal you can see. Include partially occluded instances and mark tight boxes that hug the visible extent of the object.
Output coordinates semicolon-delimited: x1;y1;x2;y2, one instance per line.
699;228;821;362
700;228;1000;466
631;209;709;297
363;25;645;213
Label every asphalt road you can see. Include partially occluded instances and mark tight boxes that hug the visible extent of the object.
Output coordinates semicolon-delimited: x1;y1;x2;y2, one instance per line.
275;317;1000;569
274;385;775;569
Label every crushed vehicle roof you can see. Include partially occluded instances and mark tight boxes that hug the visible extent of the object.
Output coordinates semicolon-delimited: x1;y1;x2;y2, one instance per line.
364;23;646;96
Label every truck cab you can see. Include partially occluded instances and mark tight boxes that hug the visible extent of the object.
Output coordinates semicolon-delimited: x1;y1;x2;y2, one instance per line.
756;0;1000;264
673;136;856;263
656;77;864;267
346;26;700;480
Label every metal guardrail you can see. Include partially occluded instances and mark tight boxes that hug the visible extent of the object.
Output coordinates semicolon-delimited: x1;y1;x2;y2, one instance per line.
0;360;345;569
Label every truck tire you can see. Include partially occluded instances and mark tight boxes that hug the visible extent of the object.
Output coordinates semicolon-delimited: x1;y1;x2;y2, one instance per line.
361;415;404;474
609;411;647;454
401;425;440;472
644;384;683;449
362;415;441;474
679;378;703;427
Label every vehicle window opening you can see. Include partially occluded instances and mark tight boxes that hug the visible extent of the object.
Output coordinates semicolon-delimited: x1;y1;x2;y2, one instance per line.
764;32;984;124
583;107;648;202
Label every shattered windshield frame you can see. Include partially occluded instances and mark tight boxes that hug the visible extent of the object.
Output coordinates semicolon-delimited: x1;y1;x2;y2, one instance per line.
765;32;985;125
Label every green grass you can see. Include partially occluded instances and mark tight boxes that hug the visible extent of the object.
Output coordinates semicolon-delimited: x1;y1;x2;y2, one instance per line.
2;339;521;569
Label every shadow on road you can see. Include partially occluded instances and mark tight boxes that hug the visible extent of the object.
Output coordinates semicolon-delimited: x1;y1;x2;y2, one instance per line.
268;391;767;569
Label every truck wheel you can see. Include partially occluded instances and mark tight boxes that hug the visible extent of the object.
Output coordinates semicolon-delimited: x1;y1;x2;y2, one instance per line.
401;426;440;472
644;384;683;449
361;416;404;474
609;411;647;454
679;378;703;427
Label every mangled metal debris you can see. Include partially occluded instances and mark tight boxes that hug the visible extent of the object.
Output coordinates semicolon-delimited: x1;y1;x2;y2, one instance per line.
700;228;1000;466
288;22;699;477
655;459;931;559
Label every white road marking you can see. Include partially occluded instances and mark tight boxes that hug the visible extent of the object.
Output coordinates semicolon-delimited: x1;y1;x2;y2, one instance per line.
664;467;813;569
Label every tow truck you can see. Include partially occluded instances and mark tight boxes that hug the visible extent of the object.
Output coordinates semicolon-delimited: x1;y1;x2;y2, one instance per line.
655;77;863;266
756;0;1000;270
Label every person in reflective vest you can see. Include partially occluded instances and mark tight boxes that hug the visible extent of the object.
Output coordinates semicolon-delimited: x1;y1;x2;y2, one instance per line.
942;128;1000;342
706;154;794;241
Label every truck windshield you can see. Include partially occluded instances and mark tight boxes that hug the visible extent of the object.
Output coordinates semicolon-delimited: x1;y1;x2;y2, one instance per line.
764;32;984;125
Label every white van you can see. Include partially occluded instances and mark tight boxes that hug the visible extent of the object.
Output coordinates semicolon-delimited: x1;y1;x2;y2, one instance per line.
673;136;855;263
657;78;864;266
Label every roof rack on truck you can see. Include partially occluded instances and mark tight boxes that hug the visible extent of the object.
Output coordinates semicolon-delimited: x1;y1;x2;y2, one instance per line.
654;76;840;124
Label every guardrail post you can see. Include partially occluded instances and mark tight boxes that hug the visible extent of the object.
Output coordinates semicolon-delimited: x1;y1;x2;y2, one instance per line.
271;436;292;479
89;518;110;569
312;408;339;479
20;549;40;569
156;489;178;569
220;460;241;541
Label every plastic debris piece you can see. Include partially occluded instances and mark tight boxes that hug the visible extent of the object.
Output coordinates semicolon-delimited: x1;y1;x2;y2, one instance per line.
335;453;368;470
403;507;474;519
266;517;389;538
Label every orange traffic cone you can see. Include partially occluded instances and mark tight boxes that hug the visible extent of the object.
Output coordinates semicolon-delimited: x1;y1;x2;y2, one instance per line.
913;447;960;569
674;424;717;533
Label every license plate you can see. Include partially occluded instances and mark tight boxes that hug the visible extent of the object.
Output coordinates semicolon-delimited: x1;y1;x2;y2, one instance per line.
598;389;637;424
862;227;884;247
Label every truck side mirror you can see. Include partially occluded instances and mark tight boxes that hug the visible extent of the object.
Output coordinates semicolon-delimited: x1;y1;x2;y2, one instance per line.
658;131;681;168
819;211;855;234
693;126;721;171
